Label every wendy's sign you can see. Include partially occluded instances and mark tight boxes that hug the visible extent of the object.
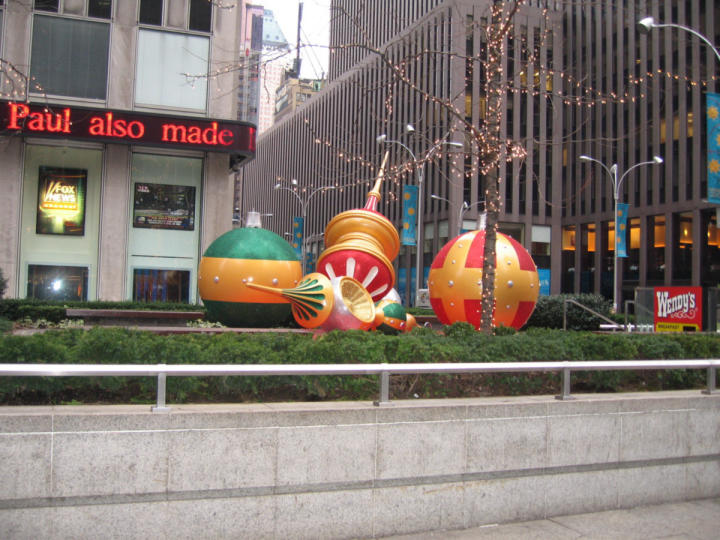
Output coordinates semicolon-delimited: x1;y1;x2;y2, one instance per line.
654;286;703;332
0;101;256;163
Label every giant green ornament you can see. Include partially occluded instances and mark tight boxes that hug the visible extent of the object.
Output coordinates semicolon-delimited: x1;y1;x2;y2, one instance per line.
198;227;302;327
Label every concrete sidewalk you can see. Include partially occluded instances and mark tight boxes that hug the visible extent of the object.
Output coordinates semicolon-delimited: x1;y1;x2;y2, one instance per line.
378;498;720;539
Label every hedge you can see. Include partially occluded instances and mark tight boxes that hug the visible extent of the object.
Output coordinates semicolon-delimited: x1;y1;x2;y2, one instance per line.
1;293;612;330
0;326;717;405
0;298;206;323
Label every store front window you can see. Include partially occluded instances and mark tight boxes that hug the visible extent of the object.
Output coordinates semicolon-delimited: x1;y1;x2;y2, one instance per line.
20;144;102;300
27;264;88;301
132;269;190;303
128;153;202;304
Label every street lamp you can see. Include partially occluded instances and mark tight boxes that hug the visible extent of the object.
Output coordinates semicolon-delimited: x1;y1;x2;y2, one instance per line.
376;129;462;306
579;154;663;312
274;179;338;274
430;194;486;232
637;17;720;63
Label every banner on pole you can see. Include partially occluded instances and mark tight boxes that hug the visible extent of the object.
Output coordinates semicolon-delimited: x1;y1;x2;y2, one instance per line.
616;203;629;258
707;92;720;204
292;217;303;260
401;184;418;246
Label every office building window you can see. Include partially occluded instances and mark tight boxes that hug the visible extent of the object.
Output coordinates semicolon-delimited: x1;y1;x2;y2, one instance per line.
139;0;211;32
189;0;211;32
133;269;190;303
27;264;88;301
135;29;209;111
34;0;58;12
30;15;110;99
139;0;162;25
34;0;112;19
88;0;112;19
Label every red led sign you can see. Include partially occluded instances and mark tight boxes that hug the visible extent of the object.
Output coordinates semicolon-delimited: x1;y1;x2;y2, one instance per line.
1;101;256;161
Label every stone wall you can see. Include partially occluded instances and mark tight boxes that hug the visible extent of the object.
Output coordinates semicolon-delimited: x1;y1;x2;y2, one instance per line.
1;391;718;539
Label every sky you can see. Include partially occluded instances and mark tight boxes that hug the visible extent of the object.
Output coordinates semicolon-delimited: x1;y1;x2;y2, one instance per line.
259;0;331;79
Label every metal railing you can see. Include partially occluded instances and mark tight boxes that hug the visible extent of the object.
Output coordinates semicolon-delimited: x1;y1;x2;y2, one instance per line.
1;360;717;411
563;298;622;331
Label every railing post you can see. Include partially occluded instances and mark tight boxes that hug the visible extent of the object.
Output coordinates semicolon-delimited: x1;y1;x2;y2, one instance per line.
151;365;170;412
702;365;717;395
373;366;391;406
555;365;575;400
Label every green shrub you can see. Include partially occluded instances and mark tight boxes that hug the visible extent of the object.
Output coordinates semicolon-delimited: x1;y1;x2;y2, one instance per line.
0;298;206;322
0;268;7;299
524;294;613;330
0;328;715;405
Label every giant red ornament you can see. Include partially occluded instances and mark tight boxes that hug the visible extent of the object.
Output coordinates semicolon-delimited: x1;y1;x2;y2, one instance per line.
316;152;400;301
428;230;539;330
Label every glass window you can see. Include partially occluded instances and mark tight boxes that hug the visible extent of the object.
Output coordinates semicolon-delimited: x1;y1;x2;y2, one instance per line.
648;215;665;281
133;269;189;303
135;29;209;111
27;264;88;301
580;223;595;293
34;0;58;12
672;212;692;280
561;225;575;293
30;15;110;99
139;0;162;25
189;0;212;32
88;0;112;19
624;218;641;281
702;209;720;285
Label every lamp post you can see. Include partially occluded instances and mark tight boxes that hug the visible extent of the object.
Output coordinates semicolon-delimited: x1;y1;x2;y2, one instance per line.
376;128;462;306
274;179;337;274
579;154;663;313
430;194;486;233
637;17;720;63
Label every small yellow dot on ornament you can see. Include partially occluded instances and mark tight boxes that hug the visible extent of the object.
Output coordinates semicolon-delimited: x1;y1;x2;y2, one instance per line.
452;259;456;264
458;244;463;248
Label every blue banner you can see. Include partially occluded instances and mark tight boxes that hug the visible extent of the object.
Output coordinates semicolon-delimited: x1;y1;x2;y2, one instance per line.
401;184;418;246
538;268;550;296
616;203;629;258
292;216;303;260
708;92;720;204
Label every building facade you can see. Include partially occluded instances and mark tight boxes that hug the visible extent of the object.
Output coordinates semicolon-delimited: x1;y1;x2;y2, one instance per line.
238;0;720;311
0;0;255;303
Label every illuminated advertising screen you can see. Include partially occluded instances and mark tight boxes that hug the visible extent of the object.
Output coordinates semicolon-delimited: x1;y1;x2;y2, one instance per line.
133;183;196;231
0;101;256;160
36;166;87;235
653;286;703;332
